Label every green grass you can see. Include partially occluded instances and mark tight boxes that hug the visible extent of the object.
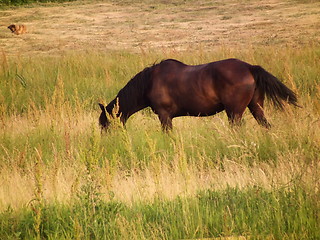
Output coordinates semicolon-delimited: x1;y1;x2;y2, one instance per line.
0;45;319;239
0;187;319;239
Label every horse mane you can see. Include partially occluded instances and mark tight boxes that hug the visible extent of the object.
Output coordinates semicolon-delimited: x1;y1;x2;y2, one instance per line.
111;64;155;118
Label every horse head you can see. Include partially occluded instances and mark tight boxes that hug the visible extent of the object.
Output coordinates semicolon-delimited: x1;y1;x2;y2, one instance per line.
98;103;110;131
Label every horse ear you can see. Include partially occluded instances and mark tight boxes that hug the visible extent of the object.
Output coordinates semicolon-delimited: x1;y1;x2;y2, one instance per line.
98;103;106;113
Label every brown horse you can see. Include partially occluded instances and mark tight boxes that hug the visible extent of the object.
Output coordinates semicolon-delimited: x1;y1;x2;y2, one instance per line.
99;58;298;131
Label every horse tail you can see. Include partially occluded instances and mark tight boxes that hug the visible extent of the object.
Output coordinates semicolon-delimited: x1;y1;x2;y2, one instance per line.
249;65;299;109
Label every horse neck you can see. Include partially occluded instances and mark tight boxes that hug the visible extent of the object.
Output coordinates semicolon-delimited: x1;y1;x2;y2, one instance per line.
106;91;148;124
106;66;152;123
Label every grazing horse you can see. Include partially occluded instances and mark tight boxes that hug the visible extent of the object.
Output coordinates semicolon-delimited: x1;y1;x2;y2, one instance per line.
99;58;298;131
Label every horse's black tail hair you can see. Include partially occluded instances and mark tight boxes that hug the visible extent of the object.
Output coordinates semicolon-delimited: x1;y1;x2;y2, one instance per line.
249;65;299;109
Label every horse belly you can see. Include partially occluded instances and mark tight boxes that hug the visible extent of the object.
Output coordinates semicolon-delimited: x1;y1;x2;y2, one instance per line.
173;82;222;116
177;98;223;117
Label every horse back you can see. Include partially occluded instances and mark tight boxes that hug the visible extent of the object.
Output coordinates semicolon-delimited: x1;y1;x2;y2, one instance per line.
147;59;255;117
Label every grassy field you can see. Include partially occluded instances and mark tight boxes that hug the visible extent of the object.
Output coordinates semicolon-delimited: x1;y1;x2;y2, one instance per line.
1;0;320;239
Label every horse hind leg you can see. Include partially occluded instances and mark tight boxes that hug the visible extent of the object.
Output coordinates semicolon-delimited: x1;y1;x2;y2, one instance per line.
157;111;173;132
248;100;271;129
223;86;254;127
225;109;245;127
224;102;247;127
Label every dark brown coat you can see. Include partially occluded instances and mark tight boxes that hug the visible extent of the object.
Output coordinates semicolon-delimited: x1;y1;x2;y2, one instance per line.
99;59;298;131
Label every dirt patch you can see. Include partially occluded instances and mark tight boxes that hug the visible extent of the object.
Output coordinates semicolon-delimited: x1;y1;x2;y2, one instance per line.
0;0;319;55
